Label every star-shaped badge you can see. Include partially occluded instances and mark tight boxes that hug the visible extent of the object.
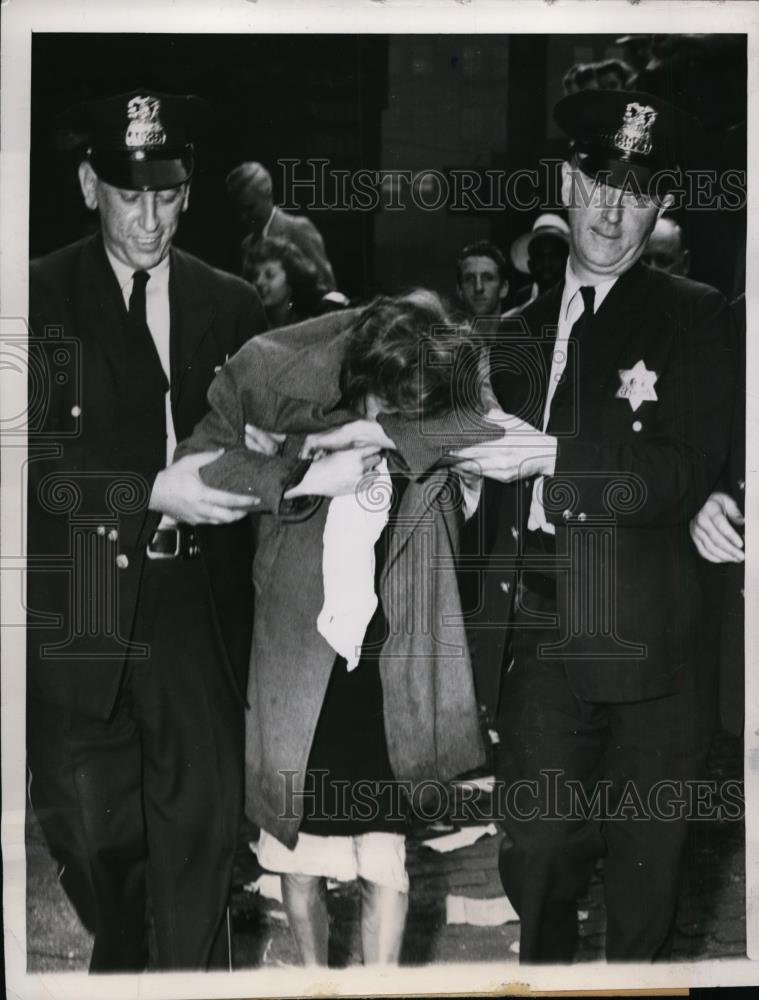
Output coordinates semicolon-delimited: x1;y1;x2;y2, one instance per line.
615;360;658;412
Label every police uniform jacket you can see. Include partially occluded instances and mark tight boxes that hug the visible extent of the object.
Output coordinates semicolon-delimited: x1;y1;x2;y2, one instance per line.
485;261;736;703
27;233;267;719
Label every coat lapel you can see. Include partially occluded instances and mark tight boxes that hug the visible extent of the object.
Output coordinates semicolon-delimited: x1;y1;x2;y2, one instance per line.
379;470;450;589
492;284;561;426
76;234;129;383
169;248;218;404
578;262;651;388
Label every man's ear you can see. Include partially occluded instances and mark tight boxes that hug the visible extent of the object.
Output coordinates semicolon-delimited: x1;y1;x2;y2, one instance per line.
560;161;573;209
681;248;691;277
499;280;510;301
78;160;99;211
181;182;191;212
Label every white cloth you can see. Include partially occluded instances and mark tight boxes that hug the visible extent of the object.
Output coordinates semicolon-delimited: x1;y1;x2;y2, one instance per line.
105;248;176;528
527;263;617;535
317;457;392;670
256;828;409;893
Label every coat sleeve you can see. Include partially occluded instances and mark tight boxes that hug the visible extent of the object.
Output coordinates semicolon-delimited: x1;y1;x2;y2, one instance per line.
229;277;268;350
545;285;737;527
174;337;318;519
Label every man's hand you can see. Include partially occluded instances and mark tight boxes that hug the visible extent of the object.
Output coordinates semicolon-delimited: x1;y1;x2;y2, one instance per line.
453;408;558;483
244;422;286;456
149;451;261;525
285;445;383;499
300;420;396;459
690;491;744;563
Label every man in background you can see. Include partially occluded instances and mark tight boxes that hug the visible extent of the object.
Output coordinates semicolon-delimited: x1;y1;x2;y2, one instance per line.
455;240;510;325
226;160;336;290
642;215;690;275
506;213;570;314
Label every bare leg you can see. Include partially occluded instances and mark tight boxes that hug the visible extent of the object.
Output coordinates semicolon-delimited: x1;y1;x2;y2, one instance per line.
281;873;329;966
359;878;408;965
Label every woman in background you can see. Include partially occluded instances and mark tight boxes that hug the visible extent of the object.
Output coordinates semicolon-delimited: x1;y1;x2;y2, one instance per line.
243;235;345;328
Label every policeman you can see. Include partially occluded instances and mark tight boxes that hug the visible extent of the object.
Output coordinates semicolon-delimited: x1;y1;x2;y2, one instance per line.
457;89;736;962
27;89;267;971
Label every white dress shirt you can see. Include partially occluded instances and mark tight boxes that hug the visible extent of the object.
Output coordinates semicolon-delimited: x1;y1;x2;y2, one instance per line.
105;247;176;526
527;263;617;535
261;206;277;238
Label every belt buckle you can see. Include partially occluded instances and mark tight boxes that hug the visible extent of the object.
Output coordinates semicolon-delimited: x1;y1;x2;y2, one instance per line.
146;527;181;561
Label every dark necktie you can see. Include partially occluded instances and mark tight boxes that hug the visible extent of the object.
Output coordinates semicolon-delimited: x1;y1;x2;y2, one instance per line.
118;270;169;477
570;284;596;341
128;271;169;394
548;284;595;431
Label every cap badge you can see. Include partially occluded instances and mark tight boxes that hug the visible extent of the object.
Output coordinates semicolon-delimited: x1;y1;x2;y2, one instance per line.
125;95;166;149
613;102;657;157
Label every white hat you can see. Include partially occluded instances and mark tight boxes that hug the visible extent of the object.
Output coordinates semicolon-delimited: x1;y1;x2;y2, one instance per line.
510;214;570;275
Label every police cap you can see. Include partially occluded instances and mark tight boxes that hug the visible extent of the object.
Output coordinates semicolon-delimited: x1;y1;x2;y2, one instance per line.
554;89;692;193
59;89;210;191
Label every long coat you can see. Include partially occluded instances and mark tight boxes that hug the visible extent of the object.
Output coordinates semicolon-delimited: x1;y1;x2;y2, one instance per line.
479;262;737;704
177;311;489;846
27;233;267;718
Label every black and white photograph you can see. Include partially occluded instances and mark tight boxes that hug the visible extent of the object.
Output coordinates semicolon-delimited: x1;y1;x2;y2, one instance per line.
1;1;757;996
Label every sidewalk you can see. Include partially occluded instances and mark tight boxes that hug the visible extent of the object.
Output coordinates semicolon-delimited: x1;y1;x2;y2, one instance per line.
25;729;745;970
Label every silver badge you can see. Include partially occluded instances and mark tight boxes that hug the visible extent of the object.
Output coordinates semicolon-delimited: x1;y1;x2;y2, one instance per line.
613;102;657;157
125;95;167;148
615;360;658;412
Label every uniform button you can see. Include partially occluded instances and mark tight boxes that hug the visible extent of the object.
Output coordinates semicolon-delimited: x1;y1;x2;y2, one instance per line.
632;420;642;432
510;525;519;541
500;581;511;594
562;509;572;521
108;529;118;542
578;512;587;522
116;554;129;570
96;525;106;536
70;405;82;418
738;479;745;492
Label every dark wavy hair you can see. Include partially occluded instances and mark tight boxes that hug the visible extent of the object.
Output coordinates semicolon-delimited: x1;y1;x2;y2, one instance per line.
340;290;486;418
242;236;328;319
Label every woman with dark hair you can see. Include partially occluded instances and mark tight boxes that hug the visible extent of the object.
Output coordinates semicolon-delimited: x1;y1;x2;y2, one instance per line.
176;290;498;966
243;235;342;328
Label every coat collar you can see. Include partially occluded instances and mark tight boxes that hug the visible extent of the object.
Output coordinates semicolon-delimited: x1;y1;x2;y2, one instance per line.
523;261;653;391
77;233;130;378
75;235;220;398
268;309;362;409
572;261;652;385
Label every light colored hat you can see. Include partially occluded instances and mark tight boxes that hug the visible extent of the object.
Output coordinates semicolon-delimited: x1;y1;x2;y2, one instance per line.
510;213;570;275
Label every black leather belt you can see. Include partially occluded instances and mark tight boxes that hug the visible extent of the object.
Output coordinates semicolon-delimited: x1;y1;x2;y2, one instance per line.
147;525;200;560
